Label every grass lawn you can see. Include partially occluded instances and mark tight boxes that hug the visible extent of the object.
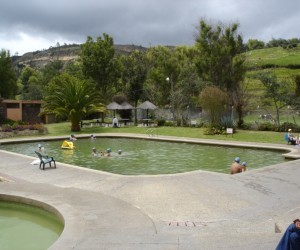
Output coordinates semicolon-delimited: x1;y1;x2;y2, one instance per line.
245;46;300;67
44;122;288;144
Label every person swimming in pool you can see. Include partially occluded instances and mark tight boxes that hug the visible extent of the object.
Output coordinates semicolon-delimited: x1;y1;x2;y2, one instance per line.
38;143;45;153
69;134;77;141
92;147;98;156
241;161;247;172
106;148;111;157
230;157;242;174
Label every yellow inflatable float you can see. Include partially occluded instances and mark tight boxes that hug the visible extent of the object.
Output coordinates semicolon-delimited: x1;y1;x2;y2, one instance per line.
61;140;74;149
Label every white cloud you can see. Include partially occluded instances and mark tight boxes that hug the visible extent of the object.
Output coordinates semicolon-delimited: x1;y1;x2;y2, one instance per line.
0;32;78;56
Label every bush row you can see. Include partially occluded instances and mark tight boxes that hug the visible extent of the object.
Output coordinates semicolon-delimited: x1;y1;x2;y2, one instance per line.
0;124;45;133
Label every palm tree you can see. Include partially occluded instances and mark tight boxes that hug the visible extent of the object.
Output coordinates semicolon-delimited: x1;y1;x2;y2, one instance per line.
43;73;105;131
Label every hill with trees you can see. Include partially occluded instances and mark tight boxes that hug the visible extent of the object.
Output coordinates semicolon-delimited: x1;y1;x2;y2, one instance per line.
11;43;147;69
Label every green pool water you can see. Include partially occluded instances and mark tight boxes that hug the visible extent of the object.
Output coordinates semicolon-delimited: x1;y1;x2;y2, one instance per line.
0;137;289;175
0;201;63;250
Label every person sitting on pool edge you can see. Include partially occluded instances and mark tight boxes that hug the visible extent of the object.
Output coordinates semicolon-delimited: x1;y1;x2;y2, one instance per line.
276;219;300;249
285;129;297;145
230;157;242;174
241;162;247;172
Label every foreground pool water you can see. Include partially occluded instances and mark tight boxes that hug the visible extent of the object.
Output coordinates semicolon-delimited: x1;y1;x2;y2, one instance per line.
1;138;289;175
0;201;63;250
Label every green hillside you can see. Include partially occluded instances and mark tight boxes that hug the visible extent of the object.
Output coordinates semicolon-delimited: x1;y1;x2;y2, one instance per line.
241;46;300;119
245;46;300;68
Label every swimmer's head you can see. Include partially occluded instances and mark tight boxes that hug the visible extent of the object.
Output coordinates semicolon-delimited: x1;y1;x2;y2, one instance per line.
118;149;122;155
106;148;112;153
38;144;42;148
234;157;240;163
242;162;247;166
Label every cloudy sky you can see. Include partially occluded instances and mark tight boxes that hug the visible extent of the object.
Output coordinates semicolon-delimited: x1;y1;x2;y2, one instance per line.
1;0;300;55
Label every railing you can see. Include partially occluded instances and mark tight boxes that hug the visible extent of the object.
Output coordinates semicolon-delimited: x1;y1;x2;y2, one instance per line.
146;128;157;137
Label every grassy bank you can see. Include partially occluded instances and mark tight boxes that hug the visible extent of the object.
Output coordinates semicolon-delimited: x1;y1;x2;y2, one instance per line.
44;122;287;144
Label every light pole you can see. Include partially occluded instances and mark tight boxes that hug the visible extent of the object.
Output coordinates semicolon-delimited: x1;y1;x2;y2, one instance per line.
187;105;190;126
166;76;174;123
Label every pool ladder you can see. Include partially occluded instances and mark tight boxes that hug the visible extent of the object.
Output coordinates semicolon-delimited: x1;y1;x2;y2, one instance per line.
146;128;157;137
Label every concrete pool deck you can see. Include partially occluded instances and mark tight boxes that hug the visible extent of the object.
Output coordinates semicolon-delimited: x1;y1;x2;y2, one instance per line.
1;133;300;249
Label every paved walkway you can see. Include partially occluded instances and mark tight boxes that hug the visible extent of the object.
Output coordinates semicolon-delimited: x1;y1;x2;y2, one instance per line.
1;133;300;249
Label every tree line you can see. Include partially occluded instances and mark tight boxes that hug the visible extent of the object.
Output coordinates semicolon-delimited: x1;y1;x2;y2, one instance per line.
1;19;300;131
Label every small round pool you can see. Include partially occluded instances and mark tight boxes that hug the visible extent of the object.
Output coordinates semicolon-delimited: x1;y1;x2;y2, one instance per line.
0;137;289;175
0;198;64;249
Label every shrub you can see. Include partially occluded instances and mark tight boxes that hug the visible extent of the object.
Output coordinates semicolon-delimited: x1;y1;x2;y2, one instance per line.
2;125;13;132
164;121;174;126
157;119;166;126
278;122;300;132
28;124;36;130
256;122;276;131
1;118;15;126
240;122;253;130
34;123;45;132
15;125;25;131
220;116;236;129
203;124;226;135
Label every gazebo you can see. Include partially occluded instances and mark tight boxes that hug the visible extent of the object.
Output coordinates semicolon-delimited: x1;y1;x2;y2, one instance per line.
107;101;135;126
106;102;123;117
120;101;134;110
137;101;157;126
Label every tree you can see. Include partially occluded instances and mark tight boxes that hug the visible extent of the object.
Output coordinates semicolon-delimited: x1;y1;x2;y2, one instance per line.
232;81;251;127
246;39;265;50
194;20;247;126
143;45;204;125
0;49;17;98
292;75;300;115
18;66;43;100
144;46;179;107
295;75;300;98
255;72;292;126
64;61;84;79
195;20;246;92
199;86;228;124
80;34;118;101
43;73;105;131
42;60;64;79
172;46;204;125
118;50;148;123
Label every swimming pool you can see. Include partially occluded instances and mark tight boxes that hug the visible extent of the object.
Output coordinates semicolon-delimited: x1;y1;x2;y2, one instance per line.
0;137;289;175
0;199;63;249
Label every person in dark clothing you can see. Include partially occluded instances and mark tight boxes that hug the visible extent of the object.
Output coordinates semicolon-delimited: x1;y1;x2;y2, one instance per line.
276;219;300;250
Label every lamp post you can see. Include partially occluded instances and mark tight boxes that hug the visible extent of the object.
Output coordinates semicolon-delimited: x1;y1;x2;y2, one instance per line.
166;76;174;123
187;105;190;126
